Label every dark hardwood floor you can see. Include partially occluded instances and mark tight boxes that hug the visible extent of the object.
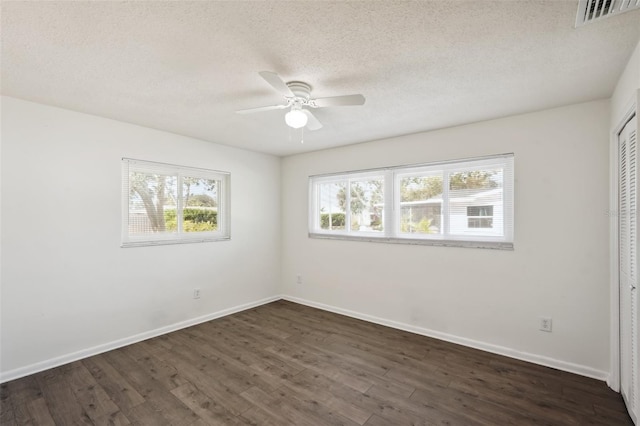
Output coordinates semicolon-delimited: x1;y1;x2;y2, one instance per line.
0;300;633;425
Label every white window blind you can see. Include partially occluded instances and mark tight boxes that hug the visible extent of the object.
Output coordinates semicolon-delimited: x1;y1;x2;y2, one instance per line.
309;154;514;249
122;158;230;247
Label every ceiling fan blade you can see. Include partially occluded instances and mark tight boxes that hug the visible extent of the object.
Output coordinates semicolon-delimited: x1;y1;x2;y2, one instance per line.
312;94;365;108
303;109;323;131
259;71;294;97
236;104;287;114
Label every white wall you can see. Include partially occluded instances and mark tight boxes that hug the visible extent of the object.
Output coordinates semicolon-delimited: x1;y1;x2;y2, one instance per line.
281;99;611;378
608;39;640;391
0;95;619;381
611;39;640;125
0;96;281;380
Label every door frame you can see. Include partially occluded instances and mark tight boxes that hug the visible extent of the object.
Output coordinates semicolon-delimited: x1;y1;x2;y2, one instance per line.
607;95;640;392
610;92;639;393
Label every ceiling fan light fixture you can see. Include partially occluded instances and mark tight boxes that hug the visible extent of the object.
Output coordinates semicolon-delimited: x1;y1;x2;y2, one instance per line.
237;71;365;133
285;109;308;129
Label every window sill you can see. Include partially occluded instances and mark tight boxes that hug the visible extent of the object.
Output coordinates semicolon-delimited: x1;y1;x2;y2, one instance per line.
122;236;230;248
308;233;513;250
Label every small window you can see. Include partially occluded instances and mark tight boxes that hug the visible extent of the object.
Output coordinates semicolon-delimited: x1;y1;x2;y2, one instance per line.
309;154;514;249
317;180;347;231
399;173;443;235
122;158;230;247
313;173;385;236
467;206;494;228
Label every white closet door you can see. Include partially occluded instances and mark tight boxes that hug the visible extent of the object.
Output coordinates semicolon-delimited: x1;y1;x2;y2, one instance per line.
620;115;639;424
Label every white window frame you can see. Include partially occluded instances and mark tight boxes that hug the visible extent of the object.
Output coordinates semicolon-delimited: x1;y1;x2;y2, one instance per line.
467;205;494;228
122;158;230;247
309;153;514;250
310;170;387;239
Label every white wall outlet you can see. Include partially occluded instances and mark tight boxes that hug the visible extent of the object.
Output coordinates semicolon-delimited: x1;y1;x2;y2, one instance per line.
539;317;552;332
193;288;201;299
296;274;303;284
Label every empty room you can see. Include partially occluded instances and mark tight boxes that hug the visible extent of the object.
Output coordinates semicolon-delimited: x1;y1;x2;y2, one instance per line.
2;1;640;425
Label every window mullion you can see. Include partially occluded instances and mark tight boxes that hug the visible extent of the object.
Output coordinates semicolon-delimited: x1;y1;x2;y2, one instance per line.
442;171;450;237
327;186;332;231
332;184;338;231
217;178;223;235
122;162;131;243
384;170;394;238
345;180;352;234
176;173;183;235
503;162;514;241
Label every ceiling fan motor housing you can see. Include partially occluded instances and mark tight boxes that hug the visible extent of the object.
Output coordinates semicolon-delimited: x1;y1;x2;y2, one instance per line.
286;81;311;101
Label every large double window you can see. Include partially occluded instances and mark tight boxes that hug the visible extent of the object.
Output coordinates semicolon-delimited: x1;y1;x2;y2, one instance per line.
122;158;230;247
309;154;514;249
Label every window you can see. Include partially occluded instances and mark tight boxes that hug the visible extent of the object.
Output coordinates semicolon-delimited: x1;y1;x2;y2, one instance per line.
314;173;385;234
122;158;230;247
467;206;493;228
309;154;514;249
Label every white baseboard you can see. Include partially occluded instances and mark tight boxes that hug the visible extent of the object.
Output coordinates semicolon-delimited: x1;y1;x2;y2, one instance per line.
2;294;609;384
0;295;281;383
282;295;609;382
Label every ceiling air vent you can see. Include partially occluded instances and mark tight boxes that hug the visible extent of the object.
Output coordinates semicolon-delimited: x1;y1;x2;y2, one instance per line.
576;0;640;26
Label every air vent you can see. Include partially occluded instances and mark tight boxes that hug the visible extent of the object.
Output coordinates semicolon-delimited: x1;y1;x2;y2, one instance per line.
576;0;640;26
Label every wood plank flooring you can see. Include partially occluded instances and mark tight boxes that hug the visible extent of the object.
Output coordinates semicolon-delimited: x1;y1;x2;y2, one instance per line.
0;300;633;425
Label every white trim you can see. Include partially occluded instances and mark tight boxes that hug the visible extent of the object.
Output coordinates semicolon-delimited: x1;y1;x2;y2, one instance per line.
2;294;609;384
609;91;639;392
308;152;515;179
308;232;514;250
309;153;514;249
282;295;608;381
121;157;231;248
0;295;280;384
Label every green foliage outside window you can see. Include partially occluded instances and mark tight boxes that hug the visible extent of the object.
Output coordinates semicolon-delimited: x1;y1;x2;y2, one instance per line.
320;212;346;229
316;171;497;234
400;217;435;234
165;208;217;232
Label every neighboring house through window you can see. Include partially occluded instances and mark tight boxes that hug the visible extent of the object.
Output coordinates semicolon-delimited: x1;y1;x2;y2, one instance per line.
309;154;514;249
467;205;494;228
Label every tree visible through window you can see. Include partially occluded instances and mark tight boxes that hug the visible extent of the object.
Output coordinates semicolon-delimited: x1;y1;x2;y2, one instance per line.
317;177;384;233
342;178;384;232
318;181;346;230
309;154;514;249
123;159;230;247
399;175;443;234
129;172;175;233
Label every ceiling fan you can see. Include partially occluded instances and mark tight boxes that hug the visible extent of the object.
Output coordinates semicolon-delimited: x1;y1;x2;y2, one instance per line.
236;71;365;131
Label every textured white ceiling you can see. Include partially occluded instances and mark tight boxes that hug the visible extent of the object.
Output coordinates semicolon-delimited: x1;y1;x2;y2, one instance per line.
2;1;639;156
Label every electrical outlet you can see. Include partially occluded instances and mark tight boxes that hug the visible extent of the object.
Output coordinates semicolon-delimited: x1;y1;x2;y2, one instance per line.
539;317;552;332
193;288;201;299
296;274;303;284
